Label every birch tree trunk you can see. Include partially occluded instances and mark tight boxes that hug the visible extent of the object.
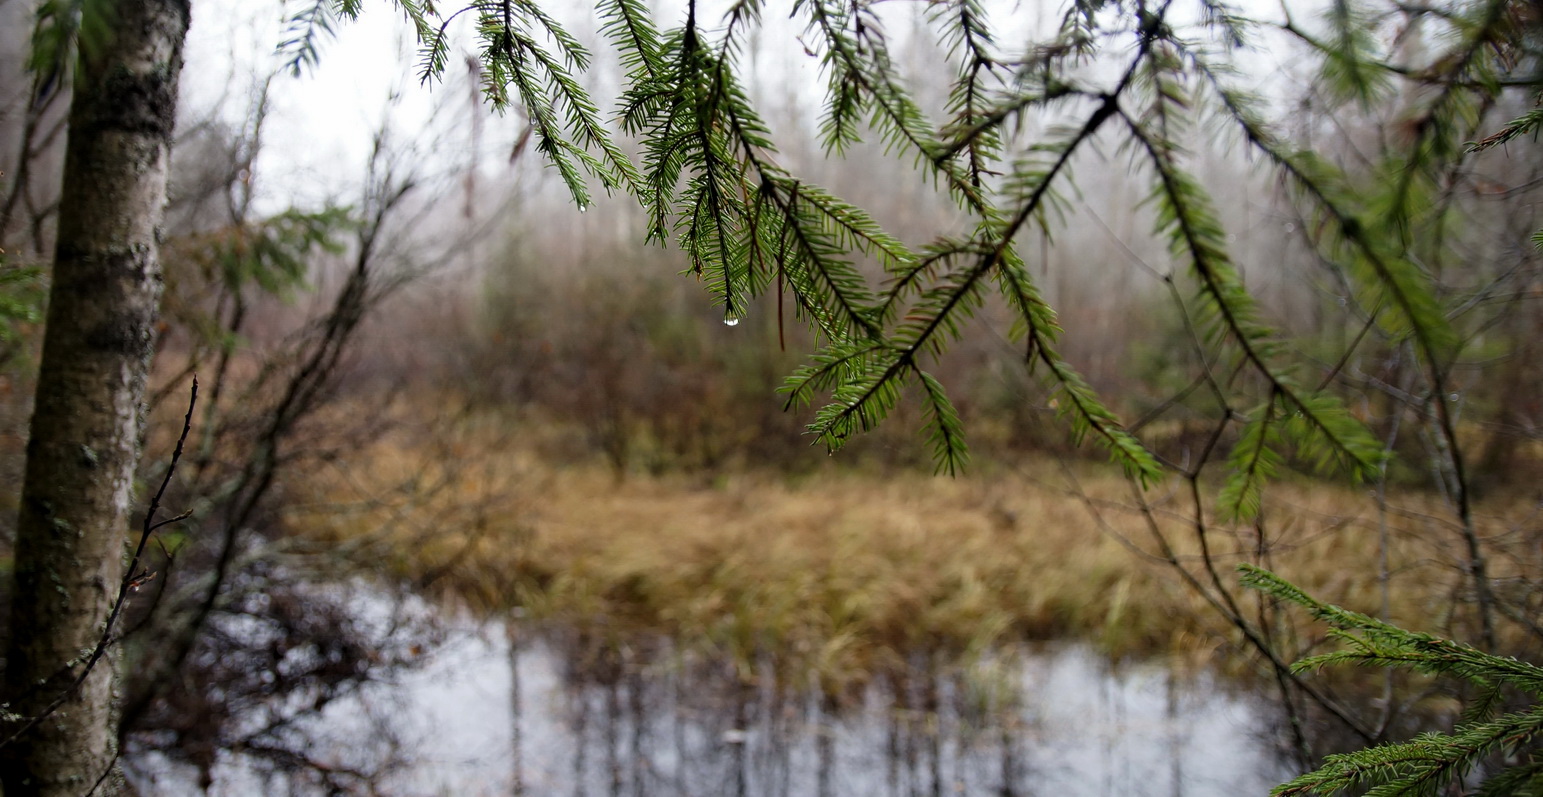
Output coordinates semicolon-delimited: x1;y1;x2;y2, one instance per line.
2;1;190;794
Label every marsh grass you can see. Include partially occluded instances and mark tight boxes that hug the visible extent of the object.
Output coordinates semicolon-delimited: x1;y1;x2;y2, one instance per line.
284;404;1542;710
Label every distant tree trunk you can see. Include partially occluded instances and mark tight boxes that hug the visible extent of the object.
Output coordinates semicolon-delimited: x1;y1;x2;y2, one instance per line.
1;1;190;795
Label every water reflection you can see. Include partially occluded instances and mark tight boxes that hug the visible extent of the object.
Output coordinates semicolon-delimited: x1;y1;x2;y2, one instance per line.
134;619;1291;795
383;624;1288;796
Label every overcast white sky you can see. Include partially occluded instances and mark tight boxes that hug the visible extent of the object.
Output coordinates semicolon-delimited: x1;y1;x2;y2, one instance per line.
181;0;493;210
176;0;1313;216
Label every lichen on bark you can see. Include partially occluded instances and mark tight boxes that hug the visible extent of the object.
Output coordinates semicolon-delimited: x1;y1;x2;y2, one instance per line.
1;1;191;795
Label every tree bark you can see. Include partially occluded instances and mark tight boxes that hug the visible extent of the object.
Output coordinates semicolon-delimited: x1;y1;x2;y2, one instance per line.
2;1;190;795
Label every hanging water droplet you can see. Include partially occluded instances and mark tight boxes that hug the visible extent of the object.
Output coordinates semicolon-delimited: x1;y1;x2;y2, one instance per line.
578;204;588;213
723;316;741;327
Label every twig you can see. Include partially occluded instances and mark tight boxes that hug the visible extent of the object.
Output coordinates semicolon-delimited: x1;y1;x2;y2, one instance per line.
0;378;197;751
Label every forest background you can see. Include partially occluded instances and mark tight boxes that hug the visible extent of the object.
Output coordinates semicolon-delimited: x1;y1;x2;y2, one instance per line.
2;0;1543;793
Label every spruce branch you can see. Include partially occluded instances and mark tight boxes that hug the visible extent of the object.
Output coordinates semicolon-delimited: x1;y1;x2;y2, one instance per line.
1122;100;1384;509
1244;566;1543;797
1468;106;1543;153
1194;60;1459;362
277;0;339;77
801;0;989;213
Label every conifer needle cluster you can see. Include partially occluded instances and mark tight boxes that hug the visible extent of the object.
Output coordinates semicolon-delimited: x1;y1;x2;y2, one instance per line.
267;0;1536;503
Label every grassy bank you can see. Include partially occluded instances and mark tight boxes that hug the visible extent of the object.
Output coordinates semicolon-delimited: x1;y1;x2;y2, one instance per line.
285;406;1541;703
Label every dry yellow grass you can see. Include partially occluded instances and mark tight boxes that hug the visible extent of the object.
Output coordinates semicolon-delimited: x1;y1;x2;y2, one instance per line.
285;407;1542;693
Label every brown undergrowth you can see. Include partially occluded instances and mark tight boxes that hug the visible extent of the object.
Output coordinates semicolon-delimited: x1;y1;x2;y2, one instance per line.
282;401;1543;709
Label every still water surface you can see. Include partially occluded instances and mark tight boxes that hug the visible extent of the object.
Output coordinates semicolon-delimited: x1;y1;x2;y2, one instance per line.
137;617;1292;796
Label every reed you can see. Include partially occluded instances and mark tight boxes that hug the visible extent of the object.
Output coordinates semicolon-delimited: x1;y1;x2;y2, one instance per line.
288;406;1541;695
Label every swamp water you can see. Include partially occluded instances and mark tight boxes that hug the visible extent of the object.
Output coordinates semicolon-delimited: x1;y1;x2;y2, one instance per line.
135;613;1293;796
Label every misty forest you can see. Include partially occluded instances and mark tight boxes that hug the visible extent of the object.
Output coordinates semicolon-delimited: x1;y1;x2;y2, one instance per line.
2;0;1543;793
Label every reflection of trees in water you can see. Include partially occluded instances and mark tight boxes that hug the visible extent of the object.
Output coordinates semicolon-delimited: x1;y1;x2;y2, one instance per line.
127;611;1281;794
509;621;525;796
123;582;443;793
536;631;1053;797
517;628;1287;797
